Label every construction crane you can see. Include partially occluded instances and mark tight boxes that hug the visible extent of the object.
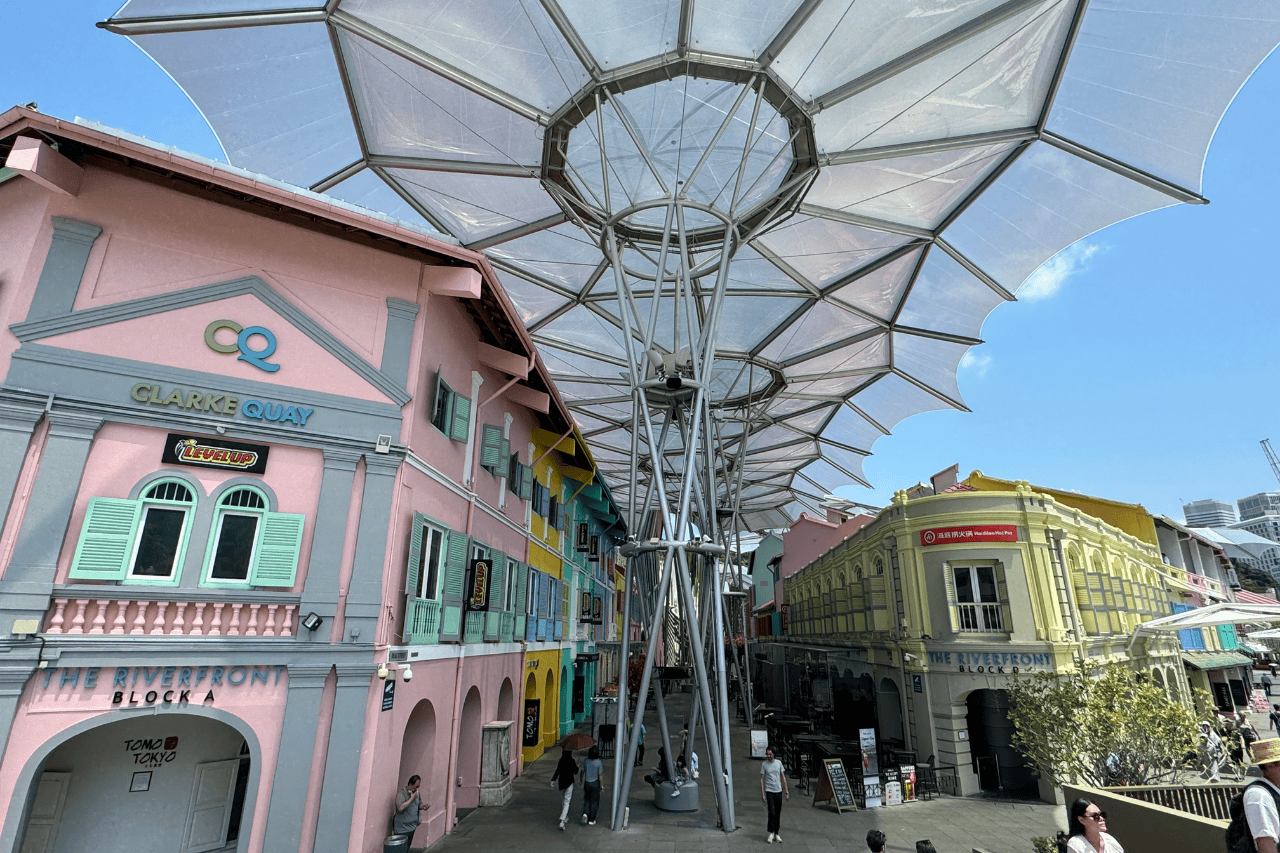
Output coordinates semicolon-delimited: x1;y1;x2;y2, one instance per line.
1262;439;1280;487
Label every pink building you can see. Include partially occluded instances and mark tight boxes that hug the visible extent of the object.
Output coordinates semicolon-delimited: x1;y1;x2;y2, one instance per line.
0;108;620;853
775;511;874;626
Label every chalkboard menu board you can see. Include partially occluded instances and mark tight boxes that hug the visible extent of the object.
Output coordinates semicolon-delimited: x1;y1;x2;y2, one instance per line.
523;699;540;747
812;758;855;813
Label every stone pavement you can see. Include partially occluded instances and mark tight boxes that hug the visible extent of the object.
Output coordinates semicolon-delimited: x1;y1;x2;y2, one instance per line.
425;704;1066;853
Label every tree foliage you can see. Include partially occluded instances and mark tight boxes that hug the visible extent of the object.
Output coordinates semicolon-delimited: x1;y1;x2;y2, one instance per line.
1006;662;1200;787
1233;559;1275;594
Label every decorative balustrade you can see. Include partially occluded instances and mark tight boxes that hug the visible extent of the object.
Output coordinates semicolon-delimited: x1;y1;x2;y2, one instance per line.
956;602;1004;633
463;611;485;644
500;611;515;642
45;593;298;637
406;598;441;644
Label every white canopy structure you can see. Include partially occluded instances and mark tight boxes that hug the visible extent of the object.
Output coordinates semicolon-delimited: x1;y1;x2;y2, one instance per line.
99;0;1280;831
1136;603;1280;635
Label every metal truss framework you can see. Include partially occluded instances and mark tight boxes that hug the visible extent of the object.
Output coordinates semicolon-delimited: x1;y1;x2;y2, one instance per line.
102;0;1280;833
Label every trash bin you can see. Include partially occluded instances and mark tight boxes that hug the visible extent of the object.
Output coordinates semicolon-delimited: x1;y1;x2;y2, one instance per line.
384;834;410;853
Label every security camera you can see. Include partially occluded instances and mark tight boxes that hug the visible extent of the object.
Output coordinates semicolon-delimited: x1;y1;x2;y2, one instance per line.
903;653;918;663
401;664;413;682
377;665;390;680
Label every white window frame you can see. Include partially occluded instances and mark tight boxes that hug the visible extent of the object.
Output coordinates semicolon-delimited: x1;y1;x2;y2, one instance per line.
203;487;268;587
126;480;196;584
417;522;447;600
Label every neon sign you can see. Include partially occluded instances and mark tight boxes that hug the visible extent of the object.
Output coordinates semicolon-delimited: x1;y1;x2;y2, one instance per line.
205;319;280;373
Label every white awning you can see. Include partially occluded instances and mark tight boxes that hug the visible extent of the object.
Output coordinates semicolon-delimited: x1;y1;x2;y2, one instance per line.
1137;603;1280;633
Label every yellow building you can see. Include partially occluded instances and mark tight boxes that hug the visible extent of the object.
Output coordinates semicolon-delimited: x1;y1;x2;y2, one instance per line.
776;477;1231;801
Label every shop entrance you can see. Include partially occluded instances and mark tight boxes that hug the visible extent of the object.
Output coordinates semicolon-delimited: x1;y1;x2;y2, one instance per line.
964;689;1036;798
17;713;253;853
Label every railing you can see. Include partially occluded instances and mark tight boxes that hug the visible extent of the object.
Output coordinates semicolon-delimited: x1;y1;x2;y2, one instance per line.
916;765;961;799
484;610;501;641
463;611;485;644
500;611;515;642
957;602;1004;633
406;598;441;644
1110;782;1243;821
46;595;297;636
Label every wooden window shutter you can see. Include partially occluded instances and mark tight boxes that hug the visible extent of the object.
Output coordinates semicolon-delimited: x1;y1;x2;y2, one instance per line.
520;464;533;501
249;512;305;587
450;392;471;442
480;425;505;470
405;511;426;596
515;561;528;611
439;528;470;642
942;563;959;632
69;497;143;581
431;370;452;433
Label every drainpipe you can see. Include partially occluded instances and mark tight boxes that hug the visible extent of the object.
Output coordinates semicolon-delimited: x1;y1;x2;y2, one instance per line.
443;645;467;832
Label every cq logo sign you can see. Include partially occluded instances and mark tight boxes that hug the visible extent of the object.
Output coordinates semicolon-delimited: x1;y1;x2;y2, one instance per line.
204;319;280;373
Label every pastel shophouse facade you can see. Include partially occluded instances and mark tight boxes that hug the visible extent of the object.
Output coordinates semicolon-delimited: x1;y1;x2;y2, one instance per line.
0;108;622;853
776;475;1196;803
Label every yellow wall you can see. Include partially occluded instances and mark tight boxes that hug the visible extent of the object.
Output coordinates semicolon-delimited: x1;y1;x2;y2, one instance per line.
964;470;1159;546
522;649;562;764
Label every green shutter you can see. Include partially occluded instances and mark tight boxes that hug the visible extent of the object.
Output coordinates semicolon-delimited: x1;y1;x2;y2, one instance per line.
520;465;533;501
444;530;470;600
943;563;959;632
515;562;528;611
249;512;305;587
491;550;507;609
405;511;426;596
480;425;504;470
451;392;471;442
69;497;142;581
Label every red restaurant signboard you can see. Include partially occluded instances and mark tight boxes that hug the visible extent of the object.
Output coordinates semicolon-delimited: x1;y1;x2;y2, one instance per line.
919;524;1017;546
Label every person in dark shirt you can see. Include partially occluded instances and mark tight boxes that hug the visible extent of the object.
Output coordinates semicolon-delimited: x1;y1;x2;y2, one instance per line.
550;749;578;830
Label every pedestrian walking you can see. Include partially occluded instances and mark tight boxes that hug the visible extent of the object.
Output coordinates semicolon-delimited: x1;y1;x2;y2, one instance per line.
1240;711;1261;760
760;746;789;843
866;830;886;852
1269;704;1280;733
1065;798;1123;853
635;721;646;767
580;746;604;825
1264;672;1274;697
1199;721;1224;782
550;748;578;831
916;842;938;853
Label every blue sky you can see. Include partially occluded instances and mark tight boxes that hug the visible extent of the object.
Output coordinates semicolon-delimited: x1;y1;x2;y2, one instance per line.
4;4;1280;524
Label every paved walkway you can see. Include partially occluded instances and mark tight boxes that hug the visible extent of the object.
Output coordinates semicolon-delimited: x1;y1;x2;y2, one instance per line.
426;697;1066;853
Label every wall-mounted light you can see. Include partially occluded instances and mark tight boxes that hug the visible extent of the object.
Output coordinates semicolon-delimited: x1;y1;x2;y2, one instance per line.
378;664;392;680
301;612;324;632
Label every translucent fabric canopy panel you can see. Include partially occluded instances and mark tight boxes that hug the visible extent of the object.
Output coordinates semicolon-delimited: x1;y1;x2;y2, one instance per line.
105;0;1280;529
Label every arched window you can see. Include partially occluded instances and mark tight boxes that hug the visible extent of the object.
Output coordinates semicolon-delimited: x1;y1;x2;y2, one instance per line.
205;486;304;588
69;478;196;585
130;480;195;582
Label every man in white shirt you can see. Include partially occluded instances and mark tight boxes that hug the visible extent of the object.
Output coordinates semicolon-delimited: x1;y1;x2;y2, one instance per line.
1245;738;1280;853
760;747;789;843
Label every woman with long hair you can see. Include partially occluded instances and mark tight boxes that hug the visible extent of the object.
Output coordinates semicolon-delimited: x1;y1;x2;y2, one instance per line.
1066;798;1123;853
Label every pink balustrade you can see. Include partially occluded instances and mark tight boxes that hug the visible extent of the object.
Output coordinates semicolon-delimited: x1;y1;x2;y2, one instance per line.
45;596;297;636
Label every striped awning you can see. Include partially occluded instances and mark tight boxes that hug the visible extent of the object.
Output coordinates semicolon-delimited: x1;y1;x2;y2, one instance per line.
1180;650;1253;670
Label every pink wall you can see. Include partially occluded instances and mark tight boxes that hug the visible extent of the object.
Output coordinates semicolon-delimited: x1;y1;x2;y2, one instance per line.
1;166;429;376
775;513;875;608
353;652;523;853
42;422;321;591
0;667;288;853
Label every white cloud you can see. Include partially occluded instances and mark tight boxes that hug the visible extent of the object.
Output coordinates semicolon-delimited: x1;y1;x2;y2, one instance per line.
1019;240;1104;301
960;351;992;377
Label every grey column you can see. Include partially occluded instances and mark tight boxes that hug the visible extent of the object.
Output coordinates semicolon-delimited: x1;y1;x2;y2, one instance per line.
260;664;332;853
313;663;377;853
26;217;103;321
380;298;420;393
0;410;102;623
0;399;44;530
341;455;399;645
297;450;361;643
0;665;34;764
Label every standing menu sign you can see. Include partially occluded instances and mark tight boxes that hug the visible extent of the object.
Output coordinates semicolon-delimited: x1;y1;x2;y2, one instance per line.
812;758;855;813
882;766;902;806
523;700;540;747
900;765;917;801
859;728;881;808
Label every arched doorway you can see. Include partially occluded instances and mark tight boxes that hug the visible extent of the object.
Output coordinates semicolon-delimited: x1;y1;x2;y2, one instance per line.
560;666;569;735
543;671;556;745
877;678;904;748
15;713;256;853
498;678;514;722
457;687;483;808
964;689;1036;797
399;699;436;831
